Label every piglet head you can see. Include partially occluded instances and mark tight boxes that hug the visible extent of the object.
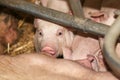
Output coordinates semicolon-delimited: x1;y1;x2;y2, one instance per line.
34;19;74;57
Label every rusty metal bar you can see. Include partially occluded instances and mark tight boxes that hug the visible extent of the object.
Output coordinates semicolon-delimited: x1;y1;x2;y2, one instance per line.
0;0;109;36
103;15;120;78
69;0;85;18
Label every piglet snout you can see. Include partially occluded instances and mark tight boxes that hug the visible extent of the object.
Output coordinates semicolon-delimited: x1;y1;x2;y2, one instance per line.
41;47;56;55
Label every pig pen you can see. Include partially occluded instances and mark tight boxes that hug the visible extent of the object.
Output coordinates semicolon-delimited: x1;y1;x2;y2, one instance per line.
0;0;120;79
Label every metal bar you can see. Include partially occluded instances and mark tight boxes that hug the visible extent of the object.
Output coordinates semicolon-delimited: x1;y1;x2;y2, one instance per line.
69;0;85;18
0;0;109;36
103;15;120;78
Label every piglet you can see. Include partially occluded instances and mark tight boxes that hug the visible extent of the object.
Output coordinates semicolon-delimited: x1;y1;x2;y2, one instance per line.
34;19;74;57
34;0;74;57
63;34;107;71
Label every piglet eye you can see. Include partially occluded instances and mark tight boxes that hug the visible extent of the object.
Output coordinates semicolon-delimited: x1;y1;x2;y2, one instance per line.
39;32;42;36
37;30;43;36
58;32;62;36
57;29;64;36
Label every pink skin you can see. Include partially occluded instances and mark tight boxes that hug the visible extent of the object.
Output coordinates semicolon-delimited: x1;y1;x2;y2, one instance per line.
34;19;74;57
0;53;118;80
63;35;107;71
83;0;119;71
83;0;119;25
100;0;119;25
99;0;120;59
75;56;94;69
92;0;120;58
82;0;118;71
40;0;70;13
34;0;74;57
33;0;120;78
85;0;117;25
34;0;107;71
89;11;109;23
83;0;120;71
83;0;102;21
78;0;106;70
83;0;109;23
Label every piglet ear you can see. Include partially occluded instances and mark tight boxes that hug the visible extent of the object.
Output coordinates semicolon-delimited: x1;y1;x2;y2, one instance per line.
64;30;74;47
34;18;40;28
62;47;72;59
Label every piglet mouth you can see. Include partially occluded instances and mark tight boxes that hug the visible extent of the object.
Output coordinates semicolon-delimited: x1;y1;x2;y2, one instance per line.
41;46;56;56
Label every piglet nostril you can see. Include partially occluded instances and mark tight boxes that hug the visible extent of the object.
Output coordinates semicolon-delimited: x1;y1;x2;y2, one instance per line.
41;47;56;55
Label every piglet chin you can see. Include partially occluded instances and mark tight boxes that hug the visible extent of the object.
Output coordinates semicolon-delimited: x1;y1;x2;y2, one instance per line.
41;46;56;57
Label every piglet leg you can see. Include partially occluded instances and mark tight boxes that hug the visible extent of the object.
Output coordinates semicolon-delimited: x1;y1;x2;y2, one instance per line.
62;46;72;59
88;49;107;72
